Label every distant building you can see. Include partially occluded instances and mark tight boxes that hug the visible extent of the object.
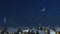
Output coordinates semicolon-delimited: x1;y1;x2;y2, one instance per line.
17;28;23;34
55;27;60;34
44;28;50;34
36;30;39;34
7;27;18;34
1;26;9;34
31;30;35;34
50;29;55;34
38;30;45;34
22;28;30;34
28;29;30;34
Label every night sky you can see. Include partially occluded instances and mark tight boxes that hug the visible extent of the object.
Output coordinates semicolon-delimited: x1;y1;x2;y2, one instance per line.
0;0;60;27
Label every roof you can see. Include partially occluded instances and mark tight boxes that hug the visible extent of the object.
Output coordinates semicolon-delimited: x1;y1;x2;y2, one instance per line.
23;29;29;32
55;27;60;31
38;30;45;34
50;29;55;34
7;27;18;32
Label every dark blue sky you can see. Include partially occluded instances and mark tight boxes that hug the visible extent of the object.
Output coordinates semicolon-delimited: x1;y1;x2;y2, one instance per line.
0;0;60;27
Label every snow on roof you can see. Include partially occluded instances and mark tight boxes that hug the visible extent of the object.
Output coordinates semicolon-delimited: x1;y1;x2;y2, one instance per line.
23;29;29;32
50;29;55;34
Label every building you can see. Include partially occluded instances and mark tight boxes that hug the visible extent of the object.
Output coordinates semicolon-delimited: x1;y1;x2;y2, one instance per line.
55;27;60;34
30;30;35;34
7;27;18;34
1;26;9;34
36;30;39;34
38;30;45;34
23;29;29;34
44;27;50;34
17;28;23;34
50;29;55;34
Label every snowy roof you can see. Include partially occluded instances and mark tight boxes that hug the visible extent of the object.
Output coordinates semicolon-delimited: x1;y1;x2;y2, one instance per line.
50;29;55;34
23;29;29;32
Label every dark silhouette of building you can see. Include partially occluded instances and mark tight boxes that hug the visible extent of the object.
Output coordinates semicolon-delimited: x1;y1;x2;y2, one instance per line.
31;30;35;34
17;28;23;34
1;25;9;34
28;30;30;34
40;26;43;30
36;30;39;34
